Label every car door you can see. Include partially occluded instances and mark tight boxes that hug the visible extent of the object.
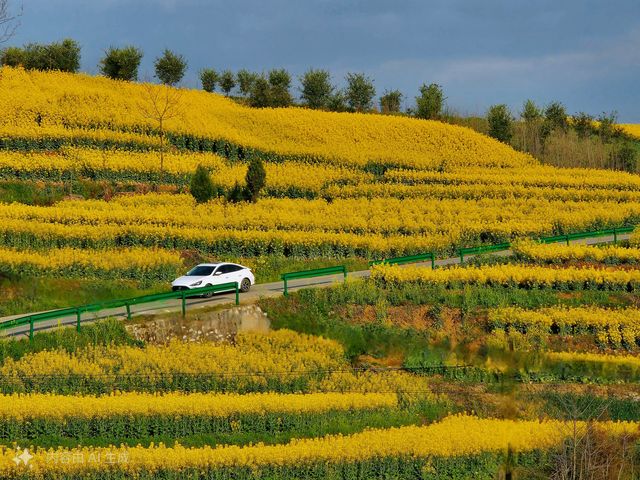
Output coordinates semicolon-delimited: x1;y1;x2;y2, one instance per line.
225;265;245;284
212;264;233;285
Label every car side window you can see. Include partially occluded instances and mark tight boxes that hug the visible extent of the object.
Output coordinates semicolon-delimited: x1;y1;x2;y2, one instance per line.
216;265;231;274
227;265;243;272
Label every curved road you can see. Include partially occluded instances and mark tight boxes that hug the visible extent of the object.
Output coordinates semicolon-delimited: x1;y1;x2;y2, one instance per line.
0;233;628;338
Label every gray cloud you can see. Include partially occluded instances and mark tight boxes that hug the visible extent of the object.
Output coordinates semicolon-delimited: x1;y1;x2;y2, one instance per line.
11;0;640;120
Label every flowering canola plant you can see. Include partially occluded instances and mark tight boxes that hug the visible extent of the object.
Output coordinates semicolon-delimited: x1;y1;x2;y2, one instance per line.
0;391;398;420
489;306;640;348
371;263;640;290
0;245;183;281
2;194;640;259
546;351;640;368
0;148;369;194
0;329;434;397
0;415;635;477
0;67;535;170
512;239;640;265
0;67;639;273
620;124;640;139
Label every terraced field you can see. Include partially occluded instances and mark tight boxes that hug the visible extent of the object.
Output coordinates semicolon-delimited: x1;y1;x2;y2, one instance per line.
1;67;640;478
1;68;640;295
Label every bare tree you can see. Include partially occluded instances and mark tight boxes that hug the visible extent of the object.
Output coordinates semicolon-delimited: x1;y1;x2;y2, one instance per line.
549;391;639;480
139;81;182;183
0;0;21;45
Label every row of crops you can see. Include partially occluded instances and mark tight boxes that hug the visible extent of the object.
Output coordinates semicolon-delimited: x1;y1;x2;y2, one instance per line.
2;216;640;285
2;415;637;479
0;326;637;479
0;67;534;170
0;69;640;285
0;64;639;479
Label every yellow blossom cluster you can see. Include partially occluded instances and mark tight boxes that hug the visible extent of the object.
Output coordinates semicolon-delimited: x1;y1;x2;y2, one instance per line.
0;391;397;421
512;239;640;265
0;415;635;476
0;148;369;194
546;351;640;370
371;263;640;290
0;67;534;170
0;245;183;281
0;330;344;387
0;329;435;399
620;124;640;139
328;181;640;203
0;69;638;266
489;306;640;347
2;193;640;258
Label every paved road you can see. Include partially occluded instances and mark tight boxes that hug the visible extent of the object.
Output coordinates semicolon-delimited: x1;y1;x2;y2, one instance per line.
0;233;628;338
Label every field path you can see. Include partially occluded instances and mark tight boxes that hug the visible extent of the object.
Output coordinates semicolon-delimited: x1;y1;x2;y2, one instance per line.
0;233;628;338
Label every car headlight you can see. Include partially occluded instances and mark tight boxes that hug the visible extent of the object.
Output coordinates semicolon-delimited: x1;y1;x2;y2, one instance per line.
190;280;202;287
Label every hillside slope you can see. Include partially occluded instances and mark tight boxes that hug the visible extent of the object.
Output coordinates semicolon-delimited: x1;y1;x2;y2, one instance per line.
0;67;534;170
1;67;640;314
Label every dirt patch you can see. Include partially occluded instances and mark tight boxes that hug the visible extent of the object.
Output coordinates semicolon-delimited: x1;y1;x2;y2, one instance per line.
179;249;208;267
62;194;85;201
356;353;405;369
342;304;436;331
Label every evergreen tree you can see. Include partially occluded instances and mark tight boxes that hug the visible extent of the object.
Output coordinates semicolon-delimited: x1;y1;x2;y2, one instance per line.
227;181;245;203
244;157;266;202
487;104;514;144
190;165;215;204
544;101;568;132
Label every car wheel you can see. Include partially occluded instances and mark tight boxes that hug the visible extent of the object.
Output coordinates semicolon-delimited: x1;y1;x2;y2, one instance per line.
240;278;251;293
202;285;214;298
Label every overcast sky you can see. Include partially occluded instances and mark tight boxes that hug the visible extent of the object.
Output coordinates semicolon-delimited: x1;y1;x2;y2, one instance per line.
10;0;640;121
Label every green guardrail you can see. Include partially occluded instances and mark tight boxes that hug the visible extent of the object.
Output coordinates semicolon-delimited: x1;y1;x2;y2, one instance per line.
370;253;436;269
0;282;240;341
281;266;347;296
459;243;511;263
539;226;634;245
458;226;636;263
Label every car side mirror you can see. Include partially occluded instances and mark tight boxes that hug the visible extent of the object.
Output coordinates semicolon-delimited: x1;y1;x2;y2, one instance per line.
214;271;222;276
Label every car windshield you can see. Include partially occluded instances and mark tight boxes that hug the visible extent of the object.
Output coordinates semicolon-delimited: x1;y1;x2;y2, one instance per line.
186;266;216;276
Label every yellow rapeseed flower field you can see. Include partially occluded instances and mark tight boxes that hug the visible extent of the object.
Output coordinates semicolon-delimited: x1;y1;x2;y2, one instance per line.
0;329;434;397
0;68;638;265
0;391;398;420
0;415;635;476
546;351;640;370
0;148;369;194
0;245;183;281
0;67;534;170
489;306;640;347
2;193;640;258
620;124;640;139
371;263;640;290
512;239;640;264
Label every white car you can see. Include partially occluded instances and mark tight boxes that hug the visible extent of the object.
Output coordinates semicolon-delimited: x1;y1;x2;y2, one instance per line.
171;263;255;295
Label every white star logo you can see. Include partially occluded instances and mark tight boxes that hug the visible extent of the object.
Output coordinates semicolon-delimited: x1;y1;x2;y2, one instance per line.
12;447;33;466
19;448;33;465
